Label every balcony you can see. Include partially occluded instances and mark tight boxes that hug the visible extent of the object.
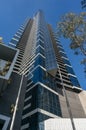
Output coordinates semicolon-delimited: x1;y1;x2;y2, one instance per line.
0;43;19;93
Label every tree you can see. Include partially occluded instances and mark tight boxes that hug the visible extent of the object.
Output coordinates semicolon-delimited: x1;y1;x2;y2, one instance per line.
57;12;86;73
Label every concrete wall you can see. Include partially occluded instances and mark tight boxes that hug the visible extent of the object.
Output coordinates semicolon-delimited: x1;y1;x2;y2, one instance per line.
58;88;86;118
65;89;86;118
79;90;86;115
59;93;70;118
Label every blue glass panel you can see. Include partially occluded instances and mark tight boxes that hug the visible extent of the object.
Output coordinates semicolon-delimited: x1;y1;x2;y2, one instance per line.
69;75;80;87
37;35;44;42
32;66;45;83
34;55;45;67
36;40;44;48
66;66;75;75
36;47;45;56
13;35;20;40
18;30;23;33
9;44;16;48
10;39;18;45
63;59;71;66
16;32;22;37
60;52;68;58
37;85;62;116
59;48;65;52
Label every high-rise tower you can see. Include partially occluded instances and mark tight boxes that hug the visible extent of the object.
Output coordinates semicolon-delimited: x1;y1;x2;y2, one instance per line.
0;10;86;130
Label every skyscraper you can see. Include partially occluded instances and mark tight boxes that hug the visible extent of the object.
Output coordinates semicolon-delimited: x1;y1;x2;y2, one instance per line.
0;10;86;130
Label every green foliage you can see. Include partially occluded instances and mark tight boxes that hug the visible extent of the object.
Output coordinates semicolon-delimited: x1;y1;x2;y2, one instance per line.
57;12;86;55
57;12;86;73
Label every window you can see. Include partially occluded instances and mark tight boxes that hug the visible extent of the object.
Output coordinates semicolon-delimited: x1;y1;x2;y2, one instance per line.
63;59;71;66
69;75;80;87
10;39;17;45
60;51;68;58
36;40;44;48
0;119;5;129
32;66;46;83
35;55;45;67
36;46;45;56
65;66;75;75
0;114;10;130
37;85;62;116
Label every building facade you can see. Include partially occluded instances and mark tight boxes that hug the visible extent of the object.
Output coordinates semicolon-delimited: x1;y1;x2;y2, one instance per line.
0;10;86;130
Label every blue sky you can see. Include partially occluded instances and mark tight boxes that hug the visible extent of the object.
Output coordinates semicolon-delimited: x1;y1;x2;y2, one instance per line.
0;0;86;90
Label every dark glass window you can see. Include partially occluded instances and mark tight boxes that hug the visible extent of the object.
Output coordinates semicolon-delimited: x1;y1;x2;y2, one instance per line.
36;46;45;56
21;117;29;126
18;30;23;33
37;85;62;116
36;40;44;48
13;35;20;40
37;35;44;42
69;75;80;87
16;32;21;37
37;31;44;37
10;39;17;45
60;52;68;58
23;86;38;115
38;112;50;122
66;66;75;75
59;48;65;52
24;100;31;106
23;84;62;117
63;59;71;66
21;113;50;130
32;66;46;83
21;113;38;130
34;55;45;67
0;119;5;130
9;44;16;48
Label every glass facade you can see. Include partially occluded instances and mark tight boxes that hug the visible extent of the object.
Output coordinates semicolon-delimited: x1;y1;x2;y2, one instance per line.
22;84;61;116
65;66;75;75
69;75;80;87
0;10;85;130
8;10;82;130
9;24;27;48
21;82;62;130
36;10;57;74
21;10;62;130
